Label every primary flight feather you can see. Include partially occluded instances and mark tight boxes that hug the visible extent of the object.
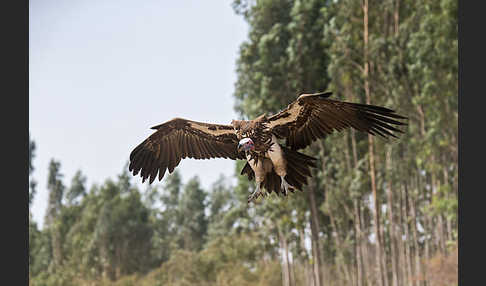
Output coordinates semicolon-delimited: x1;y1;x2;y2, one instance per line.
129;91;407;203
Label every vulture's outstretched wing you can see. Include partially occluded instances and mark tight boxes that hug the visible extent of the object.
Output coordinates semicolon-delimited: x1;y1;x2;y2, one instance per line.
129;118;243;184
266;92;407;150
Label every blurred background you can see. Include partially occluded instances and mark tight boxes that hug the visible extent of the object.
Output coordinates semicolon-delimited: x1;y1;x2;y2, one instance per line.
29;0;458;285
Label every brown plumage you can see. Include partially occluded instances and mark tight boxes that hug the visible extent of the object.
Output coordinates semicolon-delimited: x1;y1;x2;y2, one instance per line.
128;91;407;202
267;92;406;150
129;118;244;184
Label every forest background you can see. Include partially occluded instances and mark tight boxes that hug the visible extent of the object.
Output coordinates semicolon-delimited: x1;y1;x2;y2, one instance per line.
29;0;458;285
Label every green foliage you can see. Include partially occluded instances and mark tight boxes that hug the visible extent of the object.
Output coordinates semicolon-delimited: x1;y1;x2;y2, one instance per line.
178;176;208;251
147;171;183;266
65;170;87;206
29;134;37;206
30;0;457;285
45;159;65;228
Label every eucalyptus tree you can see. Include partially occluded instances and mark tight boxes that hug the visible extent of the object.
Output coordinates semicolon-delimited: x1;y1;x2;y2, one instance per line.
65;170;87;206
29;134;37;206
44;159;66;271
178;176;208;252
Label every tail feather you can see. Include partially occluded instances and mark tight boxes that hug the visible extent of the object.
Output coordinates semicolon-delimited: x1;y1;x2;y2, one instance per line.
286;163;309;187
282;146;317;192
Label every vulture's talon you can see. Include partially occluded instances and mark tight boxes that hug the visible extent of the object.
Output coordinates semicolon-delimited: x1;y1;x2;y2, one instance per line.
248;186;261;204
280;176;294;196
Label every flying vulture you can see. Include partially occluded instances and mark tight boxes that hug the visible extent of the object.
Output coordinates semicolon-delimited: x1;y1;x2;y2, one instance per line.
129;92;407;203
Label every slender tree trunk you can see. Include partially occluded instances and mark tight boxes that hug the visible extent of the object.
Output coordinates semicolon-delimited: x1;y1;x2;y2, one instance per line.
437;214;446;256
409;177;422;285
379;189;389;286
290;253;296;286
397;185;406;286
349;128;367;286
431;170;446;256
394;0;400;35
299;227;312;286
350;127;373;286
283;237;292;286
443;167;453;245
308;186;323;286
351;129;359;168
422;174;432;285
279;227;291;286
363;1;385;284
354;199;364;286
403;183;414;286
360;200;374;286
344;133;352;174
385;146;399;286
342;132;356;285
346;131;363;286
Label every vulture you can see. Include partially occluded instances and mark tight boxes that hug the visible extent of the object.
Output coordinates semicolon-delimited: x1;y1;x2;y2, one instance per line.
129;92;407;203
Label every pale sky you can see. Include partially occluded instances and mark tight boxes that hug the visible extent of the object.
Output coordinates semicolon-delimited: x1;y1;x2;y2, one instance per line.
29;0;249;227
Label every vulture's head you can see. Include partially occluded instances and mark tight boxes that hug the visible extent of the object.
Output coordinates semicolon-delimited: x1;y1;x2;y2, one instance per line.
238;138;255;152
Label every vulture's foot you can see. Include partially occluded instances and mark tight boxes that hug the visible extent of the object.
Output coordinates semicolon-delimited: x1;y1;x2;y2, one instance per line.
248;185;262;204
280;176;294;196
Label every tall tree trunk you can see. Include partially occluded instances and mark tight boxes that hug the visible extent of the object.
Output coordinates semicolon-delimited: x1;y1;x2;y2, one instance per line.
422;174;433;284
346;131;363;286
308;186;323;286
402;183;414;286
431;170;446;255
290;253;296;286
279;227;292;286
409;177;423;285
344;133;353;174
363;1;385;285
385;146;399;286
350;126;373;286
360;199;374;286
394;0;400;35
437;213;446;256
351;129;359;168
354;199;364;286
349;128;368;286
299;227;313;286
443;167;453;245
397;184;406;286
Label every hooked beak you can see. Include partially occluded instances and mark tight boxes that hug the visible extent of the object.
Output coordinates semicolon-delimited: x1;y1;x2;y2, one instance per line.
238;143;244;153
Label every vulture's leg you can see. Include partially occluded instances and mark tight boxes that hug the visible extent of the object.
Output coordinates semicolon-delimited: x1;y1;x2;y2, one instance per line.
247;183;262;204
267;135;294;196
246;154;266;203
279;175;293;196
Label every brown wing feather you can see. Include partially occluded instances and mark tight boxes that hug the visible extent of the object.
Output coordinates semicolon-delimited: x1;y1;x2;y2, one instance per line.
129;118;244;184
267;92;407;150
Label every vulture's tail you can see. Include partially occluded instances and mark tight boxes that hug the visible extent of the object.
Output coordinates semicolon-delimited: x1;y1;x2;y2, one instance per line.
240;147;317;197
280;147;317;192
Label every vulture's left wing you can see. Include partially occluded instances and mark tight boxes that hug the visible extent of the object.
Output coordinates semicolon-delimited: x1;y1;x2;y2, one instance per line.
129;118;243;184
266;92;407;150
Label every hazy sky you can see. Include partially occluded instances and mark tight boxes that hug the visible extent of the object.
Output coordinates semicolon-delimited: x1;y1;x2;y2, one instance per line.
29;0;249;227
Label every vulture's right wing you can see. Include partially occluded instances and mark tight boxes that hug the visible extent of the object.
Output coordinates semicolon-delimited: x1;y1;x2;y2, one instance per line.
129;118;244;184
